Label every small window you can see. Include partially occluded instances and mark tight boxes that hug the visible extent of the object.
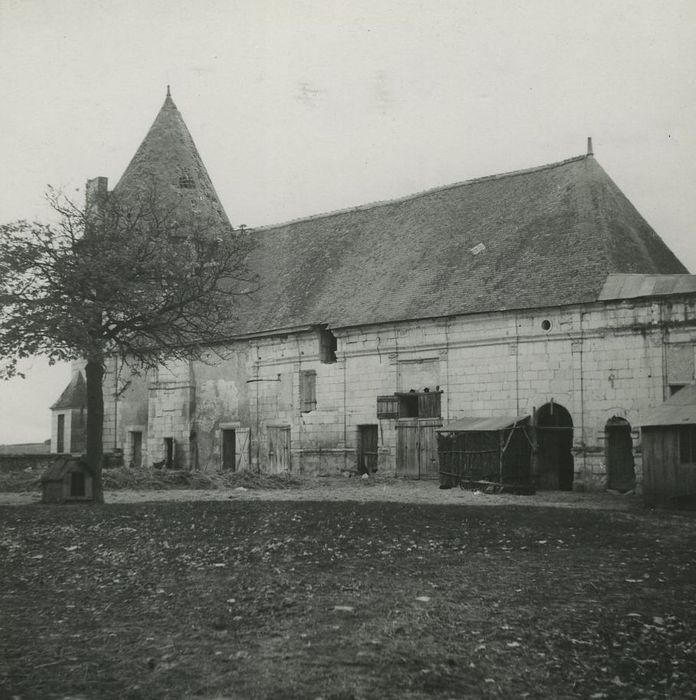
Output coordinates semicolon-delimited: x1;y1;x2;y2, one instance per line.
680;426;696;464
178;175;195;189
300;370;317;413
318;328;337;364
670;384;687;397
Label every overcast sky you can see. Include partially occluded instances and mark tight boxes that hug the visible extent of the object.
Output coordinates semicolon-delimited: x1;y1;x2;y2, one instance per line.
1;0;695;443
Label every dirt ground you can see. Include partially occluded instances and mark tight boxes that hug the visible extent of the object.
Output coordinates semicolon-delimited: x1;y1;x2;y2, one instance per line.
0;473;640;509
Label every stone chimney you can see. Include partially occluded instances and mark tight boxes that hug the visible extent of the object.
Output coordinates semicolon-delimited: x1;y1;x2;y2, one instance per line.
85;177;109;211
587;137;594;157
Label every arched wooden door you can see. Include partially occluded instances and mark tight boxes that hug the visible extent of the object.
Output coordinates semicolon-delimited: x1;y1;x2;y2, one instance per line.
536;402;574;491
605;417;635;492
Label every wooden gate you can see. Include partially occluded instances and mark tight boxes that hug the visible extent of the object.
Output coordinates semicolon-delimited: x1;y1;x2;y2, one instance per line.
268;426;291;473
396;419;441;479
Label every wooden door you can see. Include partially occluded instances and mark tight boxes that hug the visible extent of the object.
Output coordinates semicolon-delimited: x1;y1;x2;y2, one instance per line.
235;428;250;472
358;425;378;474
418;423;440;478
268;426;291;473
222;429;236;470
396;423;419;477
396;420;441;478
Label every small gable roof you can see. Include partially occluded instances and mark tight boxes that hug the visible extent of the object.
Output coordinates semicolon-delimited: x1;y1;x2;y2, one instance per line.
41;456;92;482
641;384;696;427
51;372;86;411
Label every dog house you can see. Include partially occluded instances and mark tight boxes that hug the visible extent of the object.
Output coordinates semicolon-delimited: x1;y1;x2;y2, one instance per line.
41;456;95;503
437;415;533;491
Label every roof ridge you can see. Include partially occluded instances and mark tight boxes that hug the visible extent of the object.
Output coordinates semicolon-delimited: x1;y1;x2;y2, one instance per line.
253;154;590;233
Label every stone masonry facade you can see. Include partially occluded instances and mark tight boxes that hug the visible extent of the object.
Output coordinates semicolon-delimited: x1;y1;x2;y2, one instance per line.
102;291;696;491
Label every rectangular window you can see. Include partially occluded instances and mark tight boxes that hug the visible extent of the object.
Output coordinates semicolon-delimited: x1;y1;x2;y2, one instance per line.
670;384;687;397
300;370;317;413
679;426;696;464
57;414;65;453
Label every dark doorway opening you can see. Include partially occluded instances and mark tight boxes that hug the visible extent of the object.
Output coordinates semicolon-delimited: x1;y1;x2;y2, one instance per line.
70;471;86;497
605;417;635;492
357;425;378;475
536;402;574;490
222;429;236;471
130;431;142;468
164;438;175;469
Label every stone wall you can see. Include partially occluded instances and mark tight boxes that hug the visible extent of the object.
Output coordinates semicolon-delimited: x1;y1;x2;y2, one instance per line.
102;294;696;488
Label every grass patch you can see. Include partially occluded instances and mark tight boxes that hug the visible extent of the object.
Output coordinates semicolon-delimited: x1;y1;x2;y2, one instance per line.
1;501;695;698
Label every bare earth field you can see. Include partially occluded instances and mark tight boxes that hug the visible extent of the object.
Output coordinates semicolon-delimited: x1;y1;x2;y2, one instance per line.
1;477;695;699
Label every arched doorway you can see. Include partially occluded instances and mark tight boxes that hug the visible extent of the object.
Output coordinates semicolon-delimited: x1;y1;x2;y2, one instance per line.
536;402;574;490
605;417;635;492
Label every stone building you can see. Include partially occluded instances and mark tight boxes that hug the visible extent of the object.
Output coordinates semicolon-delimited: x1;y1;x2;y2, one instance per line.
53;90;696;490
50;369;86;455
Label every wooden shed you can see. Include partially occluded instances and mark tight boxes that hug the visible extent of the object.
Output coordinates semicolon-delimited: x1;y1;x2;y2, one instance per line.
41;456;95;504
641;384;696;508
437;415;533;491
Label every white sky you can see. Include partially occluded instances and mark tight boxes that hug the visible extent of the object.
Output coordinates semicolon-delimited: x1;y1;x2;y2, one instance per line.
0;0;695;443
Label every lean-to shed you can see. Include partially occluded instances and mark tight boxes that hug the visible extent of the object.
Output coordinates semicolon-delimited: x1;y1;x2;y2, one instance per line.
41;456;95;504
437;416;532;490
641;384;696;508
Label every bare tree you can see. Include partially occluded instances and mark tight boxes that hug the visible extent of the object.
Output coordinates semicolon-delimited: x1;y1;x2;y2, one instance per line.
0;186;256;502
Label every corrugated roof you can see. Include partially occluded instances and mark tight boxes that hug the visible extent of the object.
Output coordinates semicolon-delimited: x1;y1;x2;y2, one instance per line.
599;274;696;302
50;372;86;410
641;384;696;427
438;415;529;432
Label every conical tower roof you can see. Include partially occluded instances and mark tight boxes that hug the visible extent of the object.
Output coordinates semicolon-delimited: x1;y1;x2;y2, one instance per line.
114;87;231;229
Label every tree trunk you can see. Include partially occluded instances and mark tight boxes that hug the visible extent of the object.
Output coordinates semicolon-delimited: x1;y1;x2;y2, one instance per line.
85;358;105;504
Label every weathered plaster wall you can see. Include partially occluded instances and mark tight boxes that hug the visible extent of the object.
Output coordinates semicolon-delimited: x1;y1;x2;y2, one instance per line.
102;294;696;489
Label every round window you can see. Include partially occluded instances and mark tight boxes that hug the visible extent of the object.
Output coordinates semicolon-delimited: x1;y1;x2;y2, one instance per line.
541;319;551;331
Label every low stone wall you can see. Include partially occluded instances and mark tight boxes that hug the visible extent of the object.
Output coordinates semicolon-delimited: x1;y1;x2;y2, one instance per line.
0;453;59;473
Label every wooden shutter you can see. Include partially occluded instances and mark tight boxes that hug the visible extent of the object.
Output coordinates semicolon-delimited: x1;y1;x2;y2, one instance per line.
377;395;399;419
418;392;441;418
300;370;316;412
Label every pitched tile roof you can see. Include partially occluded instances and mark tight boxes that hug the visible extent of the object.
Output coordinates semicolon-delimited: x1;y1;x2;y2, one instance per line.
113;96;691;336
50;371;86;410
114;89;231;229
230;154;688;334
